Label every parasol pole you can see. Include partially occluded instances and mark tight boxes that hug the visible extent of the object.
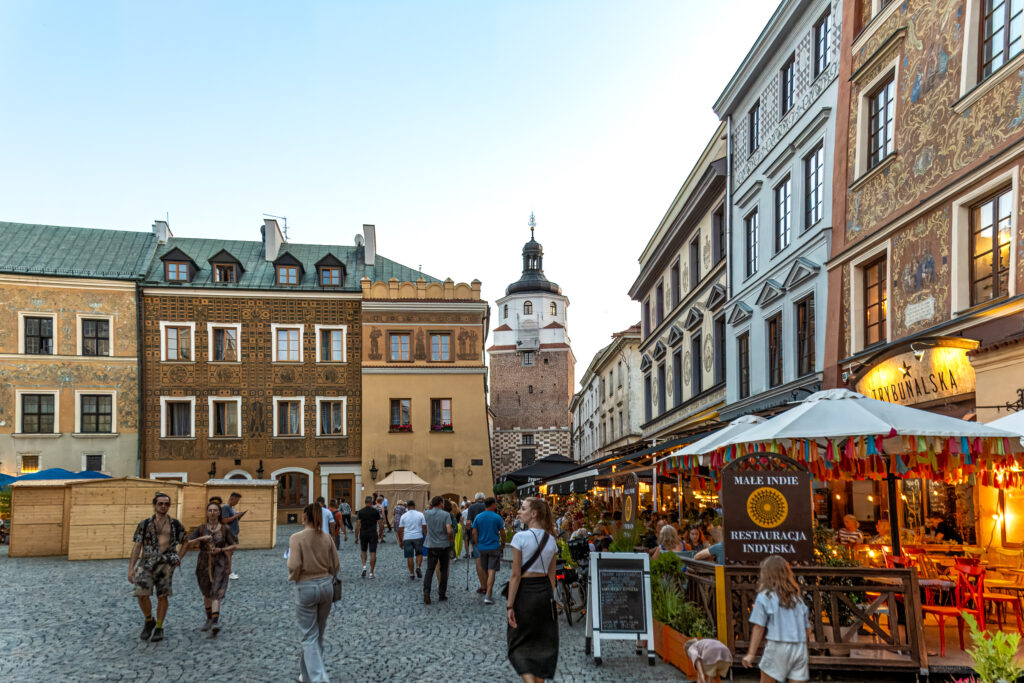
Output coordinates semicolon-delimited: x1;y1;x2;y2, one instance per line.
677;471;683;521
886;459;901;557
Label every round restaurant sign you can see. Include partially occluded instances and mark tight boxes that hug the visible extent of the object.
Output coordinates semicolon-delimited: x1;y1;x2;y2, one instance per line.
746;487;788;528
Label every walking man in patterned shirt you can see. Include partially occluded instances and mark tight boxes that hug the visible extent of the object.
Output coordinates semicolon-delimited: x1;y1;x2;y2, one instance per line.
128;492;187;642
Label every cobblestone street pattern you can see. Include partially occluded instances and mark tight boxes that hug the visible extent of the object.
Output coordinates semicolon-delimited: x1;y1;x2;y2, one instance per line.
2;527;705;682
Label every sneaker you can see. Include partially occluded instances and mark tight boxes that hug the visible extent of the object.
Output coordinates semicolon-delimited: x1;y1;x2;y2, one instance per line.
409;573;416;580
140;620;156;641
150;627;164;642
483;596;494;605
229;573;239;580
423;594;431;605
439;595;448;601
210;622;220;637
200;618;213;632
361;566;367;578
416;567;422;578
368;572;375;579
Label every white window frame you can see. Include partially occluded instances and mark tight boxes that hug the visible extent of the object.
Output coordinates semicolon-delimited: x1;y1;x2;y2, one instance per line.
207;322;242;363
17;311;58;355
223;469;253;479
82;452;105;473
849;242;892;354
73;389;117;434
958;0;1024;103
273;395;306;437
159;321;196;362
854;59;900;180
271;323;304;363
150;471;188;482
17;453;41;474
14;389;60;434
270;466;315;506
951;169;1020;315
207;396;242;438
313;324;347;363
76;313;114;357
315;396;348;437
159;395;196;438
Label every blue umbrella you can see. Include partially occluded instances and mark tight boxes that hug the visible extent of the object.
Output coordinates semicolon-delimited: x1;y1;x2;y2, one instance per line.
15;467;79;481
0;473;15;487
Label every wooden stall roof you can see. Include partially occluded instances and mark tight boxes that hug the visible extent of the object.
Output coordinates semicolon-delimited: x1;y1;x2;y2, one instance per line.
204;479;278;487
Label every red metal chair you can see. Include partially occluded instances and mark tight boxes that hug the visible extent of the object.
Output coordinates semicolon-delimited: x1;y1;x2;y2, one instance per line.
918;564;965;657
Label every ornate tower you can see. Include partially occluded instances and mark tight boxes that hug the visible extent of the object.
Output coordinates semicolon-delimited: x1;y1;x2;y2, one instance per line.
488;214;575;478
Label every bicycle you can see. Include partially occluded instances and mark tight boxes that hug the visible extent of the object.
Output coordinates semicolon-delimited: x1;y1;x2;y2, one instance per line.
555;538;591;626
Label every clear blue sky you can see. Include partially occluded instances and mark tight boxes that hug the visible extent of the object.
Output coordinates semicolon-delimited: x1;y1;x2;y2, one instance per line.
0;0;779;387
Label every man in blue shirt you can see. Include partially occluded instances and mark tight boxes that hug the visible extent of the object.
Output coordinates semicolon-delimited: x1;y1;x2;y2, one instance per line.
471;497;506;605
219;492;246;580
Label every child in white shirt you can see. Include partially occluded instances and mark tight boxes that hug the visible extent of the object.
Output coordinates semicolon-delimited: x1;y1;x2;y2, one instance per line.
742;555;812;683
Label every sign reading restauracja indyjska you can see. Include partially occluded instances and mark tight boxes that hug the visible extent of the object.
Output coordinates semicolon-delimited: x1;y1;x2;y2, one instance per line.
721;470;813;564
855;342;977;407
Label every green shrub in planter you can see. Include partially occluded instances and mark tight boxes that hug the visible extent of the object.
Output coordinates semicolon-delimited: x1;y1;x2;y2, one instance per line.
964;613;1024;683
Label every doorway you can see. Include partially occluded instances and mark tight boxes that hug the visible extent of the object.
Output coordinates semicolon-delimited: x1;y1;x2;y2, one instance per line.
330;476;353;506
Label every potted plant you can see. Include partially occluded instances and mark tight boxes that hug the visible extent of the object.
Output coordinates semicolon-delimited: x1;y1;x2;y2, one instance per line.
964;613;1024;683
651;570;715;676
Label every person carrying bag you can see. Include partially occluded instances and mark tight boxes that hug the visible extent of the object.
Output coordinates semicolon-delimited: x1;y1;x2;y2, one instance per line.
506;497;560;683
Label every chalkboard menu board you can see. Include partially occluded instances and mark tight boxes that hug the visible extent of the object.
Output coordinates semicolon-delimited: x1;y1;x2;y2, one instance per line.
596;556;647;633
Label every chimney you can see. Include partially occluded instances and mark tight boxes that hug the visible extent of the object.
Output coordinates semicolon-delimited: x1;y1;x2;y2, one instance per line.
362;224;376;266
263;218;285;261
152;220;172;244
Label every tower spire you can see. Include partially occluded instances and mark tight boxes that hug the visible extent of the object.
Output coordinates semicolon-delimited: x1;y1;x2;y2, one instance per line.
528;211;536;240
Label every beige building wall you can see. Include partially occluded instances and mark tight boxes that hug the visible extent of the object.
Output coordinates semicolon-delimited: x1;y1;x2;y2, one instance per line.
361;277;493;500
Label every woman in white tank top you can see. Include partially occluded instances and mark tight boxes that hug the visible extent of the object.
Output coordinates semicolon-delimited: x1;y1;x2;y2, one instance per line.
506;497;559;682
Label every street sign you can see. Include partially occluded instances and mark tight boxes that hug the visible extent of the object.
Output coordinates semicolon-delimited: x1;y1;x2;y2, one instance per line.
586;552;655;667
721;469;813;564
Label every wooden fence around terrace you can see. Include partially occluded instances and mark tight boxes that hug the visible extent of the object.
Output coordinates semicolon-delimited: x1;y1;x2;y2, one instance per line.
681;559;928;675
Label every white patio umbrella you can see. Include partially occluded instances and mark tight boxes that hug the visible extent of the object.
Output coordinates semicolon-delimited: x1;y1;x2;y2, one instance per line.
711;388;1018;446
988;410;1024;440
693;388;1021;555
652;414;766;466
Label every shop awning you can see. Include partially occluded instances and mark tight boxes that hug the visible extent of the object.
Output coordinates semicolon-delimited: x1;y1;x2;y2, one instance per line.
500;454;577;485
545;468;599;495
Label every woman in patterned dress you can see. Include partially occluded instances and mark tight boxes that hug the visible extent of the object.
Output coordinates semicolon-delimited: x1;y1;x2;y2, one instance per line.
181;502;237;636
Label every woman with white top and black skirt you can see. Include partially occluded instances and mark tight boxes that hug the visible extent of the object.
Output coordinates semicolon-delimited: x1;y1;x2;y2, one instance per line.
506;496;558;683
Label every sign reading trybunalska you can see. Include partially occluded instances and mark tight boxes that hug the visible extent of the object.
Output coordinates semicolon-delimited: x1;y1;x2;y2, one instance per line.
854;345;976;407
721;470;812;564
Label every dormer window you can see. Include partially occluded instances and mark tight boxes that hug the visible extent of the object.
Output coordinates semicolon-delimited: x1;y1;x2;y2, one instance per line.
214;264;236;282
321;268;341;286
278;266;298;285
274;252;305;286
166;262;189;282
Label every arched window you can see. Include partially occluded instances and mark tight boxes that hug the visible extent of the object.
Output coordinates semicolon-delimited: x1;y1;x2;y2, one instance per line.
276;471;309;507
550;302;557;316
503;304;508;319
524;301;533;315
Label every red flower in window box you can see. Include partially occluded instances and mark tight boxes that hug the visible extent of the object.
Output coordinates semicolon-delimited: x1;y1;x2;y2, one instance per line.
390;424;412;432
431;423;454;432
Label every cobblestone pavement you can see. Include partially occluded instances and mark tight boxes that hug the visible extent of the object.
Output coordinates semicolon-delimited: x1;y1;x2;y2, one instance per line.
2;526;756;682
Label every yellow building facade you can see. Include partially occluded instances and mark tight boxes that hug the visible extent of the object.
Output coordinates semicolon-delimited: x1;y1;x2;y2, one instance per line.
360;277;493;501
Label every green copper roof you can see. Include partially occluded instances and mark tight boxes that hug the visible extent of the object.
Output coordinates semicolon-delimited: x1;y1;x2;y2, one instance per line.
144;236;438;291
0;222;157;280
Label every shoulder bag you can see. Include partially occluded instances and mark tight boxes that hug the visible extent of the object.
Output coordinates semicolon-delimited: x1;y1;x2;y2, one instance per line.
500;530;550;600
332;574;342;602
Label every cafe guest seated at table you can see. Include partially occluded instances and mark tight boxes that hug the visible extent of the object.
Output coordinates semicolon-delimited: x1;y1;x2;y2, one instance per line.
925;514;963;543
837;514;864;546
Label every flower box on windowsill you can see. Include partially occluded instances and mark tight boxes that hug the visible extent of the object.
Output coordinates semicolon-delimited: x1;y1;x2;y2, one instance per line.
389;424;413;433
430;424;454;433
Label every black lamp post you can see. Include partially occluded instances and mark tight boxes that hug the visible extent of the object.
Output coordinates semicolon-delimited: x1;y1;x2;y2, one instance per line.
208;461;217;479
369;459;378;482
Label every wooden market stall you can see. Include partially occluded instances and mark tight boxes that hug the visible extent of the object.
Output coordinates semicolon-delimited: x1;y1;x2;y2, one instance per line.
204;478;278;549
67;478;193;560
9;477;278;559
8;480;73;557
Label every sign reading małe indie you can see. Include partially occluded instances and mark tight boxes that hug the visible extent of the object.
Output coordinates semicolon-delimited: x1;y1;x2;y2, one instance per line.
721;470;812;564
621;473;639;532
